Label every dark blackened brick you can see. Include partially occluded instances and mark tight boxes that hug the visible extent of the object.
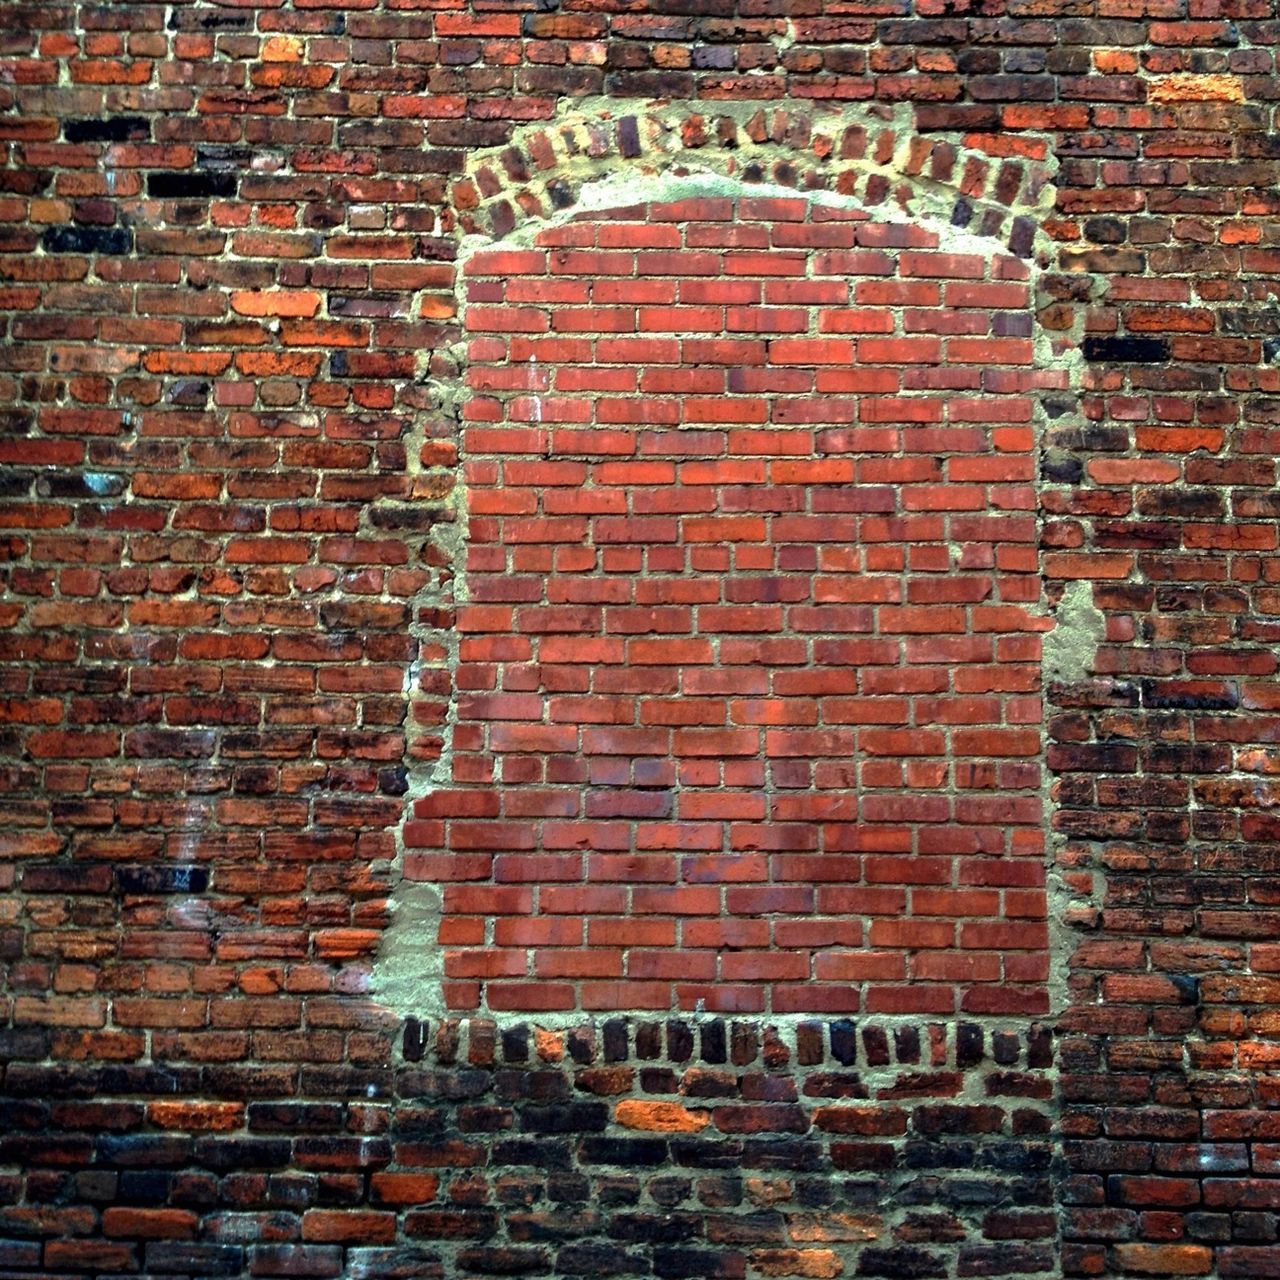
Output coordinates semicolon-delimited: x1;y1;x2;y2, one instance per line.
1041;451;1083;483
702;1210;781;1244
96;1135;193;1167
739;1138;824;1172
557;1242;645;1275
603;1019;628;1062
0;469;32;497
147;171;237;198
829;1141;890;1172
855;1246;948;1277
0;1133;94;1165
115;865;209;894
145;1243;244;1275
65;116;150;142
830;1020;857;1066
700;1021;726;1065
502;1025;529;1063
879;18;968;44
0;1099;49;1130
245;1243;343;1277
579;1137;668;1166
295;1135;392;1167
981;1142;1052;1173
1082;335;1170;363
518;1103;608;1134
1084;217;1127;243
956;1025;984;1069
496;1067;569;1103
346;1246;445;1279
455;1246;550;1274
0;1029;51;1059
669;1137;748;1169
567;1027;593;1065
905;1140;978;1170
957;1243;1055;1275
491;1139;572;1168
992;1033;1020;1066
0;1241;40;1268
635;1023;662;1059
894;1027;920;1063
301;1067;394;1099
456;1103;512;1132
42;225;133;254
667;1021;693;1063
403;1019;427;1063
193;1137;292;1171
914;1106;1006;1137
653;1248;746;1279
608;1212;701;1244
118;1170;173;1204
683;1072;737;1100
404;1208;500;1239
196;144;253;170
378;763;409;795
38;471;127;498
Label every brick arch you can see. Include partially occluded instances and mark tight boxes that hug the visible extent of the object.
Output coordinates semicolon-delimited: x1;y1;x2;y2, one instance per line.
381;100;1069;1020
447;101;1057;264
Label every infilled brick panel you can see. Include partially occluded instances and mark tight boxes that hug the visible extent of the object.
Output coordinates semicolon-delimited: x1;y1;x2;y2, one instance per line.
406;196;1050;1017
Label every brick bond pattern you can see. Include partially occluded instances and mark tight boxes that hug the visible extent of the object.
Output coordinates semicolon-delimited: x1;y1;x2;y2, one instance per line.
4;1018;1056;1280
1;5;1280;1279
408;196;1051;1019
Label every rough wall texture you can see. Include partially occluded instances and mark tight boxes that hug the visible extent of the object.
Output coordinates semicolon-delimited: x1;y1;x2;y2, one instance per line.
417;184;1050;1020
2;4;1279;1279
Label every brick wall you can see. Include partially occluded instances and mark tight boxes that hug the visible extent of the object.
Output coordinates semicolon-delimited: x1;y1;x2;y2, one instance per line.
414;190;1050;1019
2;5;1280;1278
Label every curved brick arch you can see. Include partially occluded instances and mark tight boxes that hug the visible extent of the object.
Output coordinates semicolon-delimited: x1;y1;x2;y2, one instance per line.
447;101;1057;264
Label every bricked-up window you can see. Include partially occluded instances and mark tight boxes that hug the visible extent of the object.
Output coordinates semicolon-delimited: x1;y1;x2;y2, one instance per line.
403;192;1049;1018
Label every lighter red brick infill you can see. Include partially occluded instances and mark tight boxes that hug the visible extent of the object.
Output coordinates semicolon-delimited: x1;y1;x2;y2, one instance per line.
405;195;1052;1017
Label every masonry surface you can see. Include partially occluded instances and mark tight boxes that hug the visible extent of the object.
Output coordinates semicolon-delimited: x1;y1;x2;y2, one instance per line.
2;5;1279;1280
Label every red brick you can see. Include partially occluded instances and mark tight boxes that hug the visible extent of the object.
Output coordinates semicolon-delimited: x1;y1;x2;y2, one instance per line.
5;28;1254;1266
301;1211;396;1244
102;1208;198;1239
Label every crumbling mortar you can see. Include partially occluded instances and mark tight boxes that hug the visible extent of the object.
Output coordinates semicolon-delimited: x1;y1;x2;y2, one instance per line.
1030;221;1110;1036
371;313;469;1015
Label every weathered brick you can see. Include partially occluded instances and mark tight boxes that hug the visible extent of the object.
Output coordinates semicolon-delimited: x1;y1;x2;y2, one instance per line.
1;17;1277;1280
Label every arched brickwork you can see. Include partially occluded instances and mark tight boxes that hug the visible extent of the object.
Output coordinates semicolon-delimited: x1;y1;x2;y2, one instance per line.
447;101;1055;265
